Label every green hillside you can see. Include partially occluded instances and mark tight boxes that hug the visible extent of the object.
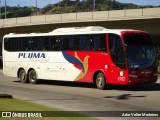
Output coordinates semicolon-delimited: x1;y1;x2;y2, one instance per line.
41;0;156;14
0;0;158;19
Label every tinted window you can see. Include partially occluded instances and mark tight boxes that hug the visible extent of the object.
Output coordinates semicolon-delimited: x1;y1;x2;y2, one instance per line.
19;37;31;51
108;34;126;69
59;36;74;50
73;35;80;50
90;34;106;51
12;38;19;51
53;37;60;50
44;36;59;51
80;35;90;50
123;34;153;45
4;34;107;52
44;36;53;51
31;37;44;51
73;35;90;50
4;38;12;51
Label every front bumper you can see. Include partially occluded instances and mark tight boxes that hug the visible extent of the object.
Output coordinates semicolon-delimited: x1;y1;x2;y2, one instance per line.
128;77;157;85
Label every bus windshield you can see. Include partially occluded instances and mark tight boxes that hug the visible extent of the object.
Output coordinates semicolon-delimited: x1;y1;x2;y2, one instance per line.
123;34;157;69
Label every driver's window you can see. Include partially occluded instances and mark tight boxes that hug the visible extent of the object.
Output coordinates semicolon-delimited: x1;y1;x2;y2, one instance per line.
108;33;126;69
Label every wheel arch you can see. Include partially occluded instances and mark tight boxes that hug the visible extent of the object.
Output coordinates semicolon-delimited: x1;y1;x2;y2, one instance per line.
27;68;35;74
93;70;106;84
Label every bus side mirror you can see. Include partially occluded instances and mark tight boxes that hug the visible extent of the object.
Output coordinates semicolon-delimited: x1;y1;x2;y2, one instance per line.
125;48;128;58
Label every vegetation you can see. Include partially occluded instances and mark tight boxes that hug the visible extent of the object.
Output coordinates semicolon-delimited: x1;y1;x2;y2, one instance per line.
0;98;95;120
0;0;159;19
0;6;38;19
41;0;157;14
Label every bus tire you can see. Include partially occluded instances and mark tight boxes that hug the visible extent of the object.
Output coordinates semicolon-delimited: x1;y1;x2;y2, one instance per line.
28;70;38;84
19;69;28;83
96;73;106;90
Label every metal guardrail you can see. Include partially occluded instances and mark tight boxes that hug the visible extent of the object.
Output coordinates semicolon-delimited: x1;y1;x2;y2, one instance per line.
0;7;160;28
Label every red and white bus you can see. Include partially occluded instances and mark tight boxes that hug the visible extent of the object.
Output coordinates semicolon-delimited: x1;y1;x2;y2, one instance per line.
3;26;158;89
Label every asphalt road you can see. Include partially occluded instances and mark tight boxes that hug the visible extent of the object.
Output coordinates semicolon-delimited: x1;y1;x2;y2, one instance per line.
0;70;160;120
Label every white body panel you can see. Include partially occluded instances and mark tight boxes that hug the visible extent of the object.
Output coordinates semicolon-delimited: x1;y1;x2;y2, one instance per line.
3;51;81;81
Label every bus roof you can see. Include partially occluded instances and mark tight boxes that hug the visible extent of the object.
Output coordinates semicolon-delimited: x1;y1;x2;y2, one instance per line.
4;26;147;38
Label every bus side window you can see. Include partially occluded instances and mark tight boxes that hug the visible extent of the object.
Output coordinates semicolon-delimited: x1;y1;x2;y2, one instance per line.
69;37;74;50
79;35;90;50
31;37;44;51
44;36;52;51
59;36;72;50
108;34;121;53
44;36;58;51
74;35;80;50
12;38;18;51
90;34;107;51
53;37;60;51
4;38;12;51
89;36;94;50
99;34;107;51
90;35;100;51
108;33;126;69
19;37;31;51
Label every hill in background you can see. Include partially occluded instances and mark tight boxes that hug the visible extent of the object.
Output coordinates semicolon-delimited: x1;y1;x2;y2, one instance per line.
0;0;159;19
41;0;156;14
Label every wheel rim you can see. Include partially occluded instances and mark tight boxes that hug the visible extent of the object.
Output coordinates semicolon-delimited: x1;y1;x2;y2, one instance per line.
30;73;36;82
20;72;25;81
97;76;103;87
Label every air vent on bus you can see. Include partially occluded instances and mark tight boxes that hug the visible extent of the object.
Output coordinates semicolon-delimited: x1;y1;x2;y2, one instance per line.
51;26;109;33
9;33;16;35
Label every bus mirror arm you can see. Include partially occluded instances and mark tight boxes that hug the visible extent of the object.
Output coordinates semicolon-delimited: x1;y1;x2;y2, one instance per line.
123;44;127;47
123;44;128;58
119;44;128;58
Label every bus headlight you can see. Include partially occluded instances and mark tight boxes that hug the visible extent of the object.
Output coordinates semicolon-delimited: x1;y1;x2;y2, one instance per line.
129;74;138;78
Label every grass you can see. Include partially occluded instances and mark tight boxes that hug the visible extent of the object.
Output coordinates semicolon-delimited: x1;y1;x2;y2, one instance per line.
0;98;95;120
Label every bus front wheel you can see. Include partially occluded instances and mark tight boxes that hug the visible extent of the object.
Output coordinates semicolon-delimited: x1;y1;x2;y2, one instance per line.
96;73;106;90
28;70;37;84
19;69;28;83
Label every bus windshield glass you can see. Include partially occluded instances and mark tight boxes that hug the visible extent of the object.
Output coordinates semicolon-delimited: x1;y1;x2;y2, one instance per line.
123;34;157;69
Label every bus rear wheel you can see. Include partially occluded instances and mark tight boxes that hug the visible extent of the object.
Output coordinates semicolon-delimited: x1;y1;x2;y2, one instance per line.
19;69;28;83
96;73;106;90
28;70;37;84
